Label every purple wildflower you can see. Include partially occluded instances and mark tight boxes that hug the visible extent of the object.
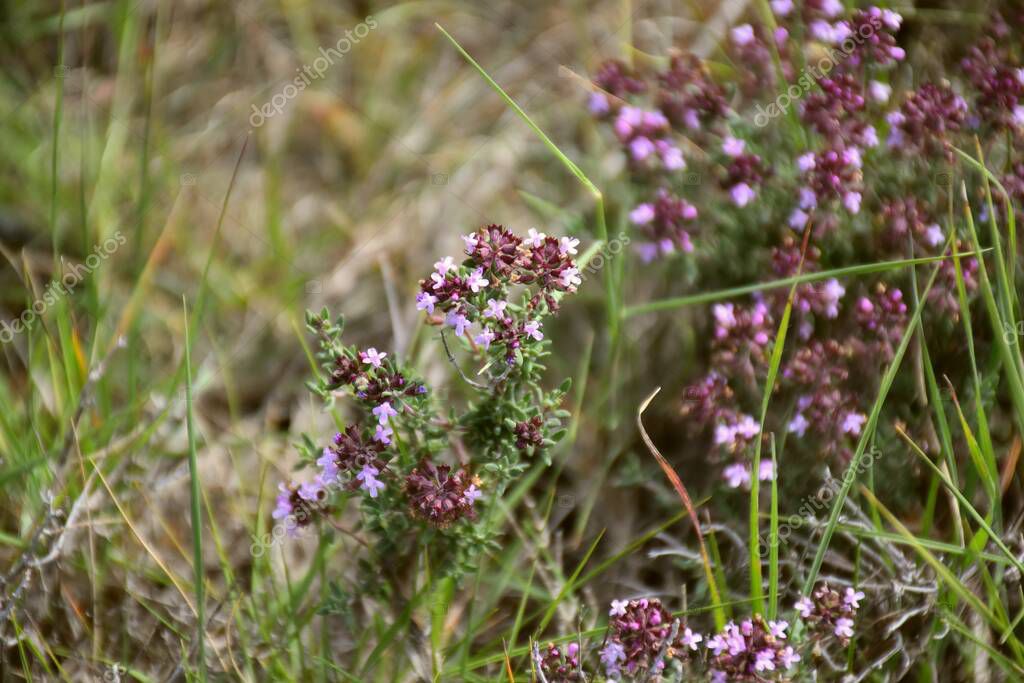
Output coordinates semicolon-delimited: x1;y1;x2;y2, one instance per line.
356;464;385;497
796;583;863;644
373;424;393;445
484;298;508;319
445;311;471;337
416;291;437;313
372;401;398;425
844;588;865;609
465;267;489;293
463;484;482;505
537;642;583;682
724;463;751;489
707;616;794;678
474;329;495;349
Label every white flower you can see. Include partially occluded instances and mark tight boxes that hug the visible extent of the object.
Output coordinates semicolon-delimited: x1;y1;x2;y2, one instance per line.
559;236;580;256
525;228;546;247
433;256;454;276
465;267;489;293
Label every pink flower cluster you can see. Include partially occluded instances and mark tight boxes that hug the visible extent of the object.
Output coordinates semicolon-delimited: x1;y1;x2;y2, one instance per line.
886;82;968;161
961;32;1024;131
612;106;686;170
629;188;698;261
599;598;699;678
275;346;425;532
792;146;865;226
707;616;800;680
800;73;878;149
795;583;864;644
404;459;479;528
678;254;926;477
655;53;730;133
721;142;769;208
417;225;579;365
537;642;584;682
597;598;810;681
855;284;909;362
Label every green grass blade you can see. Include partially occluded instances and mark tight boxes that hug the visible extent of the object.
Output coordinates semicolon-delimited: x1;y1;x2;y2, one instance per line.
182;297;207;681
434;23;617;337
623;252;985;317
941;608;1024;678
897;427;1024;575
957;181;1024;444
801;250;946;597
955;143;1019;334
858;486;1000;629
749;245;803;615
768;436;780;621
537;529;605;633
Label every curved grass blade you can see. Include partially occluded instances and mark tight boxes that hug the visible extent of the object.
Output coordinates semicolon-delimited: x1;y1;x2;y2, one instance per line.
638;388;725;629
956;181;1024;442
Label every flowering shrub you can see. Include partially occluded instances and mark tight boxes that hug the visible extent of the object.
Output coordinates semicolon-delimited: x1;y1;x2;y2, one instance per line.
271;225;575;580
585;2;998;491
562;594;872;680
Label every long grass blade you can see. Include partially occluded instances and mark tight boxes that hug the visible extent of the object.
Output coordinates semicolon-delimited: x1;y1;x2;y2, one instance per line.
624;252;985;317
800;248;947;596
182;298;207;681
